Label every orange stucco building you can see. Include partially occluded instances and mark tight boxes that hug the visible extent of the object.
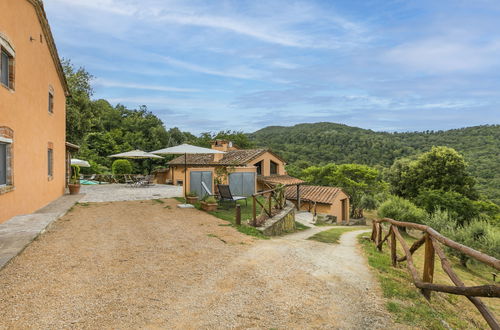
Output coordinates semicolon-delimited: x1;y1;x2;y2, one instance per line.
0;0;69;223
161;140;290;197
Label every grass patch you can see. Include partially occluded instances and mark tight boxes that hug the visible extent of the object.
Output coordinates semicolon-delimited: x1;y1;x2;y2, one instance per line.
152;199;165;204
207;233;227;244
358;232;499;329
314;219;334;226
295;221;310;231
77;202;90;207
308;227;367;244
206;199;268;239
174;197;185;203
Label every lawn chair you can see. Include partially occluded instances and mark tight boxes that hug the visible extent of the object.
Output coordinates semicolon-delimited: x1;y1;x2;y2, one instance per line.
217;184;248;207
124;174;136;187
201;182;216;199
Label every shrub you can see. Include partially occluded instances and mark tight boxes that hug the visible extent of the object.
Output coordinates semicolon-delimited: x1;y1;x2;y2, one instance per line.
70;164;80;184
449;219;500;266
187;191;198;197
377;196;427;224
424;209;456;234
204;196;217;204
111;159;132;175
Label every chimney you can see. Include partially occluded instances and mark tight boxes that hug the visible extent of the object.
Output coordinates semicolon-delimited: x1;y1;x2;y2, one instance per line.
211;139;230;152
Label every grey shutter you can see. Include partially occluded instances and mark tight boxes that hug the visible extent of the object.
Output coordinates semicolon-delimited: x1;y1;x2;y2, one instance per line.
229;173;255;197
229;173;243;196
0;144;6;185
190;171;202;197
242;172;255;196
190;171;212;198
201;172;212;198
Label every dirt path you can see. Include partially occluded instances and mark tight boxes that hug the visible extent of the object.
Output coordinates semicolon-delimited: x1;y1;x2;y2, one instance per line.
0;200;394;329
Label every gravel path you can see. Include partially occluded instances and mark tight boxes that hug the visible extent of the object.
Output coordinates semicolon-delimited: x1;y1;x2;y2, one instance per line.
79;184;183;202
0;200;394;329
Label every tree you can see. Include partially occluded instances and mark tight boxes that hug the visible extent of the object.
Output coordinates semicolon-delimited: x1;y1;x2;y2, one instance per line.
302;163;388;218
112;159;132;175
387;146;478;200
377;196;427;224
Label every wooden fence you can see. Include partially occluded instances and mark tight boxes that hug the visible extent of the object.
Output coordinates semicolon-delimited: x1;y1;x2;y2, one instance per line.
371;218;500;329
251;183;301;227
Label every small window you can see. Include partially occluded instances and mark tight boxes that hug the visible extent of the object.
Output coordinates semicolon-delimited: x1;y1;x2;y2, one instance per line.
0;127;14;190
0;143;7;185
48;90;54;113
0;48;14;90
48;148;53;178
270;160;278;175
254;160;263;175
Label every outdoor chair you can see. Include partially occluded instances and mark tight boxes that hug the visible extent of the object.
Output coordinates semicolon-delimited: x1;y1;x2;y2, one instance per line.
138;175;154;187
201;182;216;199
217;184;248;207
124;174;137;187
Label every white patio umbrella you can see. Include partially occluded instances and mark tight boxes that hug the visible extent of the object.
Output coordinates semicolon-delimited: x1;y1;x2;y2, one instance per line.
108;149;163;159
71;158;90;167
150;144;225;208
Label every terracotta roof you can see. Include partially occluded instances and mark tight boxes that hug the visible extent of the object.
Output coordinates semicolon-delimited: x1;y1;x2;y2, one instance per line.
258;175;305;186
27;0;69;95
168;149;268;166
285;185;343;204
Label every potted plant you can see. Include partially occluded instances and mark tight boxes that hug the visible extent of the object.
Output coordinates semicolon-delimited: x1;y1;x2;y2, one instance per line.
200;196;218;211
68;164;81;195
186;191;198;204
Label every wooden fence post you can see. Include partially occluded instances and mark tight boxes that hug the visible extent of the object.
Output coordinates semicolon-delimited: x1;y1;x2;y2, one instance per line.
371;221;376;242
390;226;397;267
235;204;241;226
252;196;256;226
377;223;382;248
268;192;272;215
422;233;435;300
297;184;301;210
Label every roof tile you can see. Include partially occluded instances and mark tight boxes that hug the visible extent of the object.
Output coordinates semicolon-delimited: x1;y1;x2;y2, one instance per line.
285;185;342;204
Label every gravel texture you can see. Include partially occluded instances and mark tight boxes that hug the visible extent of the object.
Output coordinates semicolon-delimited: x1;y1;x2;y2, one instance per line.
0;199;395;329
79;184;183;202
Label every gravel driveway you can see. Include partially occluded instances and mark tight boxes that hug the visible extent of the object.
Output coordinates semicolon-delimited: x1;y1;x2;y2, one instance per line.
0;199;394;329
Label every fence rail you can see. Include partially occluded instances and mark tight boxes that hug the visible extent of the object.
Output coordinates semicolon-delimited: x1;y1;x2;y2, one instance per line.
251;183;301;227
371;218;500;329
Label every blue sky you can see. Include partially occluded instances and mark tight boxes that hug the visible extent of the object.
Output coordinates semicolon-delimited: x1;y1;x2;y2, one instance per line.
44;0;500;134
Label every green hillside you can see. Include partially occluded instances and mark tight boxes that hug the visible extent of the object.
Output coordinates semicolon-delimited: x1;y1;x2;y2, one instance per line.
249;122;500;204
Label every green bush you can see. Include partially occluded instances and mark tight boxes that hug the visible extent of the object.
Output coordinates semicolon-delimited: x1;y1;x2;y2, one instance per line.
70;164;80;184
449;219;500;266
378;196;427;224
425;209;456;234
204;196;217;203
187;191;197;197
111;159;132;175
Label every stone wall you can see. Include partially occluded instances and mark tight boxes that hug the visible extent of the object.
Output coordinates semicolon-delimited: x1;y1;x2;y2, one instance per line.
257;201;296;236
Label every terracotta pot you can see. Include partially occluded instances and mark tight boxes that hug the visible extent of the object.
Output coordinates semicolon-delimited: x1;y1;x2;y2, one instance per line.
68;183;81;195
201;201;218;212
186;196;198;204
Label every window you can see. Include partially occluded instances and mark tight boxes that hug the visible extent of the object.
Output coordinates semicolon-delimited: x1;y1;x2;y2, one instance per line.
270;160;278;175
0;126;13;191
255;160;263;175
48;90;54;113
0;50;8;87
0;35;15;90
0;143;7;185
48;147;53;178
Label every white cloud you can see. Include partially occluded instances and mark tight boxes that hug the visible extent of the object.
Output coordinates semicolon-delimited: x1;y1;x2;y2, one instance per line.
93;78;199;92
384;38;500;73
160;56;264;80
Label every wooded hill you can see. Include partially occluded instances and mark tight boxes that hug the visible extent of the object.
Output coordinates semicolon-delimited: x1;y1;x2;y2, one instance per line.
249;122;500;205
